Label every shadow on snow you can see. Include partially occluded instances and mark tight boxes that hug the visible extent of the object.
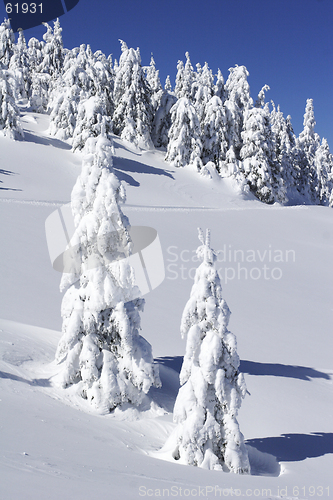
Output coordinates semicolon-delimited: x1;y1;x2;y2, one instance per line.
113;156;174;179
240;360;331;381
23;131;72;150
246;433;333;462
0;370;51;387
156;357;331;382
0;168;22;191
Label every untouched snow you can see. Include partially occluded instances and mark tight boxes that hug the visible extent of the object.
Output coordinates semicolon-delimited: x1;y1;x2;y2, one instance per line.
0;111;333;499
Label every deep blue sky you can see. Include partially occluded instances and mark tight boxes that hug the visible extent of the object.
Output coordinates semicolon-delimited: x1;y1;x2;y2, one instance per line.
2;0;332;147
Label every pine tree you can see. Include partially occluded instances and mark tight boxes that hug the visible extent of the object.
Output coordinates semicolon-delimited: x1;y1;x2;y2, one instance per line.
224;65;251;158
314;138;333;206
214;69;226;102
240;102;287;204
164;75;172;92
270;103;298;202
55;135;160;411
49;45;114;142
298;99;321;203
143;55;163;112
201;95;228;172
71;94;113;153
9;30;30;100
165;96;202;169
255;84;270;108
41;19;64;78
193;61;214;126
113;40;153;149
0;18;15;70
174;52;194;100
151;89;177;149
0;69;24;139
169;229;250;473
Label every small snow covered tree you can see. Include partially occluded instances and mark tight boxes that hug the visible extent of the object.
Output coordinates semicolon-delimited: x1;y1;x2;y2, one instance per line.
202;95;228;172
174;52;194;100
27;36;44;73
0;69;24;139
72;94;113;153
55;135;160;411
165;97;202;169
314;138;333;206
151;89;177;149
113;40;153;149
169;229;250;473
240;102;287;204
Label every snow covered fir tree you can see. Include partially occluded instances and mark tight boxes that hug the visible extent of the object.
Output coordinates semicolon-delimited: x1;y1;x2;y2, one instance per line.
167;229;250;473
55;135;161;412
2;17;332;206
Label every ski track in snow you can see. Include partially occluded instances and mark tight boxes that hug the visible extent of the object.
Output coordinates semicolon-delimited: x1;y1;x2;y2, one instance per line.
0;197;310;212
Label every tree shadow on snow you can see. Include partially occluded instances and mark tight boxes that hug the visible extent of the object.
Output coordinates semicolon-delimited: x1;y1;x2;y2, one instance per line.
113;168;140;187
239;360;331;381
113;156;174;180
0;370;51;387
156;356;183;374
23;130;72;150
246;433;333;462
0;168;22;191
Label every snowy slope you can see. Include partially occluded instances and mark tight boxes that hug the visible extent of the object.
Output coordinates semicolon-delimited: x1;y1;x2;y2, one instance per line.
0;111;333;499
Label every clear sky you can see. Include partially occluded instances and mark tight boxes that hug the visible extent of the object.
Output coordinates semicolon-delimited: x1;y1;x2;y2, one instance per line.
2;0;332;147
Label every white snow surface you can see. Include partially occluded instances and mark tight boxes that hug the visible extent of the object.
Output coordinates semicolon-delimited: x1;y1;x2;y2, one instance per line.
0;110;333;499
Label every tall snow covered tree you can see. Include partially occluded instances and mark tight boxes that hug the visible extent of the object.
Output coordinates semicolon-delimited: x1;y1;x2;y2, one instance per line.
297;98;321;203
113;40;153;149
224;65;251;159
9;30;30;99
0;69;24;139
240;102;287;204
192;61;214;126
165;96;203;169
0;18;14;70
40;19;64;78
214;68;226;102
55;135;161;411
270;103;299;202
143;55;163;112
169;229;250;473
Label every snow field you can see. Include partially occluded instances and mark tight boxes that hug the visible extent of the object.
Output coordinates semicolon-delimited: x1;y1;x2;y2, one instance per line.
0;111;333;498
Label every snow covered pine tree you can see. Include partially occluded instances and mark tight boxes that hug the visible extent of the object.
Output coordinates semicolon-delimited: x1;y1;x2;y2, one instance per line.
169;229;250;473
55;135;160;412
